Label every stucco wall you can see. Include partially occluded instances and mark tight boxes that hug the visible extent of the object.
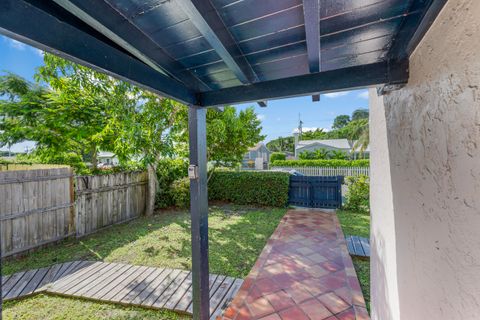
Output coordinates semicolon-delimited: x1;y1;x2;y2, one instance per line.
369;88;400;320
370;0;480;319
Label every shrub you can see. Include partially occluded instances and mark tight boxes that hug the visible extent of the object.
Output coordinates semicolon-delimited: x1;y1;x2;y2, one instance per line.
170;177;191;208
271;159;369;167
209;171;290;207
156;158;189;208
343;175;370;212
270;152;286;163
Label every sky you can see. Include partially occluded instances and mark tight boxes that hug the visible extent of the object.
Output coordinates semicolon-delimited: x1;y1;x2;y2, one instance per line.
0;34;369;152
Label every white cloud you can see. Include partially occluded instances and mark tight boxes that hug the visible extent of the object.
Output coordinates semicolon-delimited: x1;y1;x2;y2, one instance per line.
6;38;26;50
358;91;369;99
257;114;266;121
32;48;44;57
323;91;350;98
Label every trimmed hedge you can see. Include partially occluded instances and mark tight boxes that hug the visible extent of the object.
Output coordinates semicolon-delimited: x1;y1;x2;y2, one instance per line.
270;152;286;163
209;171;290;207
271;159;369;167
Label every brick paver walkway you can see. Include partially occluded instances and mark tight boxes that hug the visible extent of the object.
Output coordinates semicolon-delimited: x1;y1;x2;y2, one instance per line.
220;209;369;320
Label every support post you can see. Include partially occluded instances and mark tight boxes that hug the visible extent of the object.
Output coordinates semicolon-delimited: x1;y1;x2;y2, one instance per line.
188;105;209;320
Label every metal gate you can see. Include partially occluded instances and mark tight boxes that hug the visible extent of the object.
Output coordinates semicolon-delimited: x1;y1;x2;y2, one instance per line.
289;175;344;208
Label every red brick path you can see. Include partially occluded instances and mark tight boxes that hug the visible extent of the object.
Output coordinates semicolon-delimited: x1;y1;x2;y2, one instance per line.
219;209;369;320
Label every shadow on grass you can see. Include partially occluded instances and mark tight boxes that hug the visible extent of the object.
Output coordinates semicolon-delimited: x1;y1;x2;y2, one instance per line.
2;204;287;279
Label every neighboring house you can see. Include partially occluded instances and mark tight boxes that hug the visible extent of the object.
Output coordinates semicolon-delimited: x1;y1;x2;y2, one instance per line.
294;134;369;159
242;143;271;170
97;151;119;166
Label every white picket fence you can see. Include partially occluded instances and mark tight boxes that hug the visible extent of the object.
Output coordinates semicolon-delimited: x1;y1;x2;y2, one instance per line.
271;166;369;177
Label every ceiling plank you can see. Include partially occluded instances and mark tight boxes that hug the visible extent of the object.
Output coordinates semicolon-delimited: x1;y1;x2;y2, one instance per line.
388;0;447;60
177;0;258;85
199;60;409;106
257;101;267;107
52;0;210;92
0;0;196;105
302;0;321;102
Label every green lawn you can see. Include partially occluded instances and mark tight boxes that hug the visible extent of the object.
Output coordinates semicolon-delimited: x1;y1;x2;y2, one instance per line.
3;205;286;320
337;209;371;312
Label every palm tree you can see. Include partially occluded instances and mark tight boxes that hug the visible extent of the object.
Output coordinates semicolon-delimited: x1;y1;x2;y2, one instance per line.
350;119;369;158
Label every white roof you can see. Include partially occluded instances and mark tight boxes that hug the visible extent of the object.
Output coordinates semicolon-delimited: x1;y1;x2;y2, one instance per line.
296;139;370;152
97;151;116;158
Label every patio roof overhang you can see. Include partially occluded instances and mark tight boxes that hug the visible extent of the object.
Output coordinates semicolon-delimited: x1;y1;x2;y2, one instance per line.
0;1;447;319
0;0;445;107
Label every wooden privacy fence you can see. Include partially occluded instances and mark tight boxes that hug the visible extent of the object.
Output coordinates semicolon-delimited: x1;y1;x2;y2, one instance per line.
0;167;75;257
271;166;369;177
0;168;148;257
75;171;148;237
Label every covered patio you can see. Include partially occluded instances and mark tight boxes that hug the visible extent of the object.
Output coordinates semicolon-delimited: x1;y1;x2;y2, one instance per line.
3;1;479;320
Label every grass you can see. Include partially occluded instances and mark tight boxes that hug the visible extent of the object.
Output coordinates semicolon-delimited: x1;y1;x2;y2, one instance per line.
3;204;287;320
336;209;370;238
3;295;189;320
337;209;371;312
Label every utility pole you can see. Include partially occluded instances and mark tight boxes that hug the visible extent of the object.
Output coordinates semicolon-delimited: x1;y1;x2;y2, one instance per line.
298;113;303;140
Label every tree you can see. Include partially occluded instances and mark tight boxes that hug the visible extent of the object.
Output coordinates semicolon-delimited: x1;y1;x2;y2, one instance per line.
351;108;369;121
176;106;265;179
302;128;327;140
332;115;350;129
1;54;183;215
0;71;109;171
266;136;294;153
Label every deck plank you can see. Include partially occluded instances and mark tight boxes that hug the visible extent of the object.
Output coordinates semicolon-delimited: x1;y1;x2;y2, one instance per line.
20;266;50;296
140;269;180;307
2;271;26;299
187;274;225;314
90;264;137;299
102;266;150;301
164;272;192;310
110;266;157;302
346;236;355;254
36;263;62;292
63;262;117;295
1;261;242;318
5;269;38;300
153;271;190;308
210;278;243;320
2;275;11;286
80;264;131;298
121;268;166;304
51;261;103;293
176;274;217;312
53;261;83;282
352;236;365;256
360;237;371;256
209;276;234;315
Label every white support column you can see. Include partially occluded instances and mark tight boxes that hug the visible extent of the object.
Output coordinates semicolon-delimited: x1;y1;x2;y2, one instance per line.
369;88;400;320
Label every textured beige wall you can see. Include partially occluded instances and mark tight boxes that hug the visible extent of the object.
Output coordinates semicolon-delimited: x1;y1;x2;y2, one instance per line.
369;88;400;320
371;0;480;319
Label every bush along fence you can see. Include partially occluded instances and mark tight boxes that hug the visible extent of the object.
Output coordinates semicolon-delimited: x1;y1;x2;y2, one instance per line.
0;167;147;257
209;171;290;207
271;159;369;167
271;166;370;177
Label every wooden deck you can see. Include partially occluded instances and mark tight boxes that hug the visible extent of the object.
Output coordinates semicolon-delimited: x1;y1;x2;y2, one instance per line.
1;261;242;319
346;235;370;257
